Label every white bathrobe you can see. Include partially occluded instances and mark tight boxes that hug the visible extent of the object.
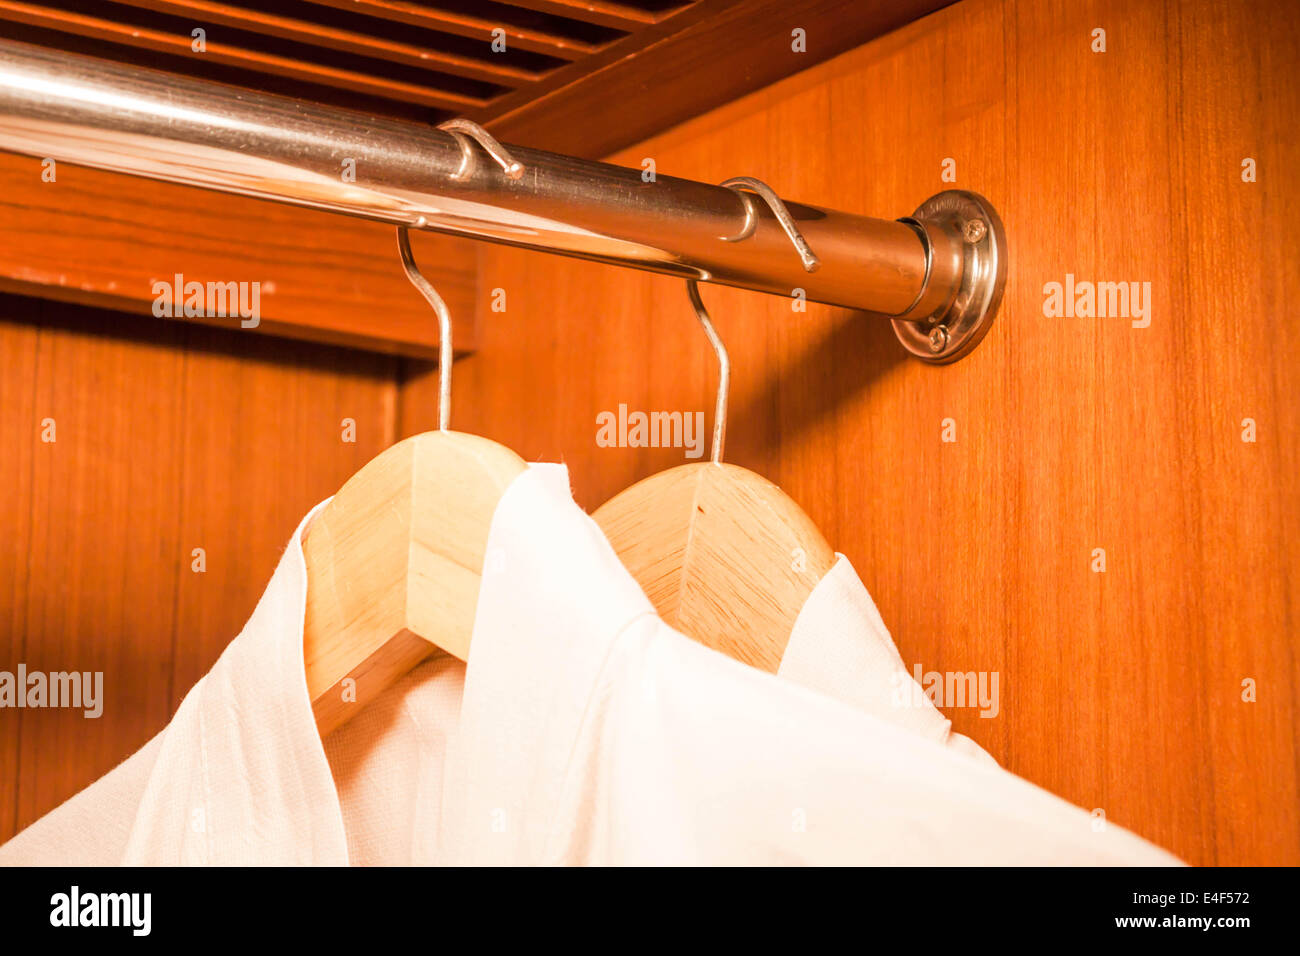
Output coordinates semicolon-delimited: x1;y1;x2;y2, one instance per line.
0;464;1181;866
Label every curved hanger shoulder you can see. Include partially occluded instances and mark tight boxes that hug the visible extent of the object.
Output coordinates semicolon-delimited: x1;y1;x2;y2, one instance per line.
303;430;525;736
594;461;835;672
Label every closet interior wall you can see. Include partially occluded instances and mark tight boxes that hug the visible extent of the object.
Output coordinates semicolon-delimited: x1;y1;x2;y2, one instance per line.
402;0;1299;866
0;295;400;838
0;0;1295;867
1;118;476;842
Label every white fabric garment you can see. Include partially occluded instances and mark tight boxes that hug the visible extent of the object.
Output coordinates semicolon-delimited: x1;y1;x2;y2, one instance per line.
780;555;997;764
0;464;1182;866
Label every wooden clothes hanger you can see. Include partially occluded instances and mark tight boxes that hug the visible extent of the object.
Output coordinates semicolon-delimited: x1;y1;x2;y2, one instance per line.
593;179;836;673
301;123;527;737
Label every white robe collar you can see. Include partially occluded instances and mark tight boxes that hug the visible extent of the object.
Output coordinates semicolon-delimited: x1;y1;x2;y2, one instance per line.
119;463;976;864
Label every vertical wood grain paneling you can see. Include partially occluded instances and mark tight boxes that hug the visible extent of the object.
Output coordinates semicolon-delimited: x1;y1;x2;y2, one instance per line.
0;317;38;840
1170;0;1300;866
8;298;186;833
169;328;397;697
1005;0;1214;860
0;293;399;839
402;0;1299;864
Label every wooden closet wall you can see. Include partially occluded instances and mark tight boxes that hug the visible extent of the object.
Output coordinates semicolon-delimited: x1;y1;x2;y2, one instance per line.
2;0;1296;865
0;298;401;839
409;0;1300;865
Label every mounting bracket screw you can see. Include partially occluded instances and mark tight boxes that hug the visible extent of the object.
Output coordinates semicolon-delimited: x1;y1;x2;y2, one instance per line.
893;190;1005;364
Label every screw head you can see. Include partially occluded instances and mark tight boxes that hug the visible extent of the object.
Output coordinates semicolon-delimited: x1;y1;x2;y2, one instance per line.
962;219;987;243
927;324;949;353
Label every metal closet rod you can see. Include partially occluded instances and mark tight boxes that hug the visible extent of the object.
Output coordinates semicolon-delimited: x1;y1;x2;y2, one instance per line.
0;38;1007;363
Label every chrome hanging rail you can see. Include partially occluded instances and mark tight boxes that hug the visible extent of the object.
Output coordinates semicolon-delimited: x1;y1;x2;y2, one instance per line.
0;38;1006;363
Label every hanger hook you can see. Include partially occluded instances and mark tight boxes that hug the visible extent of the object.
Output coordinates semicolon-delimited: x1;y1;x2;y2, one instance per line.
437;118;525;181
685;279;729;464
720;176;820;273
394;121;518;431
396;226;452;431
686;176;817;462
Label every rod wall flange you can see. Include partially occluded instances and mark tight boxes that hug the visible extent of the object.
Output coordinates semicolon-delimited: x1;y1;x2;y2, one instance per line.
892;190;1007;364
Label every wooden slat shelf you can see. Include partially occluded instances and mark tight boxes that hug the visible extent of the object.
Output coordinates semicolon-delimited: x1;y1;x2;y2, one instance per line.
303;0;624;59
110;0;551;86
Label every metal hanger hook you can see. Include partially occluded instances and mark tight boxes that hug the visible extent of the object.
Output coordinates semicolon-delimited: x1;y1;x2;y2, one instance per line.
686;279;729;464
437;118;525;181
719;176;820;273
396;226;452;431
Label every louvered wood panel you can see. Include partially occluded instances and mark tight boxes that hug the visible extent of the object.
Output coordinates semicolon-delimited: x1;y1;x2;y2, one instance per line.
0;0;705;123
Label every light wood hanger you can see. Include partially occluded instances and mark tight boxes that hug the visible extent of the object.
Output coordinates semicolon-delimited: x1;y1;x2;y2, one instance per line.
301;124;526;737
593;182;836;671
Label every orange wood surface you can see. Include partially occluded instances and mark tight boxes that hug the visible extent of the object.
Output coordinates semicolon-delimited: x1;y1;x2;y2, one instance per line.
0;151;476;356
2;1;955;157
402;0;1300;865
0;294;400;841
0;0;1295;866
0;0;492;111
483;0;954;157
